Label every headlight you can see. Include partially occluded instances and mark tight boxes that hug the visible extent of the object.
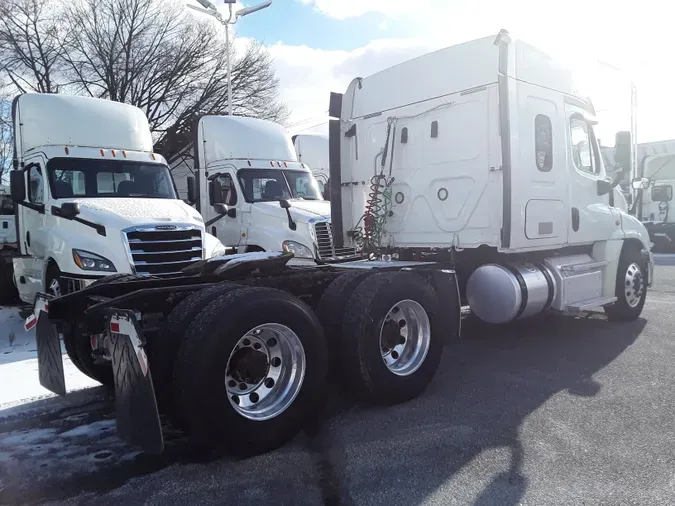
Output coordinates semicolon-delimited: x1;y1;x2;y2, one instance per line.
282;241;314;259
72;249;116;272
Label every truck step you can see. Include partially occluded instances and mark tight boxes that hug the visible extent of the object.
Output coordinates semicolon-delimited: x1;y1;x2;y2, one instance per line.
566;296;617;313
558;260;609;274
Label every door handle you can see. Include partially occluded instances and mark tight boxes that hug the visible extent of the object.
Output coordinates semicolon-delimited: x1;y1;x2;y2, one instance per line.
571;208;580;232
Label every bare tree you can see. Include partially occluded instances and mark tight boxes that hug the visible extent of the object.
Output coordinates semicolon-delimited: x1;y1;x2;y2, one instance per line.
60;0;288;165
0;0;288;174
0;0;63;93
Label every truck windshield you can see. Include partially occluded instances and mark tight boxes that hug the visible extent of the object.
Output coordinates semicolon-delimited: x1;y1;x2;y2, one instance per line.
47;158;177;199
237;169;323;202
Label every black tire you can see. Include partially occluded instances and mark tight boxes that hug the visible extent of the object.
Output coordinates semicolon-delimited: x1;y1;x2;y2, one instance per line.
148;282;241;414
605;243;648;322
45;263;65;298
63;273;154;386
173;286;328;456
341;271;442;405
0;258;19;304
316;270;372;346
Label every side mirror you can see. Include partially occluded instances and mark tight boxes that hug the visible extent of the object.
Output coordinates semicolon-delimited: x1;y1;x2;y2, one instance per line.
632;177;650;190
213;203;236;218
597;178;612;196
614;131;632;173
208;179;225;206
60;202;81;219
10;171;25;202
279;199;291;210
187;176;197;205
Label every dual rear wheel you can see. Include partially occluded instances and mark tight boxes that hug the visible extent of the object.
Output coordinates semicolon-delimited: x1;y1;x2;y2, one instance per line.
166;270;444;456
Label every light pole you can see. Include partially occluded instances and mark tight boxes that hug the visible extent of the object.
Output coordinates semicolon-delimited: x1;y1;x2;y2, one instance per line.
188;0;272;116
597;59;638;181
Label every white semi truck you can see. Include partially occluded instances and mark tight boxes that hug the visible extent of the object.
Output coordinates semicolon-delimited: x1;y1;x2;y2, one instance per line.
185;115;356;263
292;133;329;199
630;153;675;250
30;30;653;457
0;186;18;303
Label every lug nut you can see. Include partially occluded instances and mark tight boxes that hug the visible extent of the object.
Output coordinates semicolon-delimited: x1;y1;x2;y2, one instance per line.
253;342;262;350
399;320;406;328
264;378;275;388
391;351;399;360
228;380;236;388
239;383;247;391
249;392;259;403
267;337;277;347
271;357;281;367
231;395;240;405
243;338;251;346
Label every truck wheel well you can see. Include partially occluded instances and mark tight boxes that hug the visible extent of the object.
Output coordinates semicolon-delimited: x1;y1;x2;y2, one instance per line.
245;245;265;253
623;238;645;254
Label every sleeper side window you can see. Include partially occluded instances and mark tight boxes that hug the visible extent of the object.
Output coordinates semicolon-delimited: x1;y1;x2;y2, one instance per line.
535;114;553;172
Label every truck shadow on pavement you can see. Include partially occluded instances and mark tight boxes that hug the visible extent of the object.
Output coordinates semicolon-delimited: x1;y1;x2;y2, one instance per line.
313;314;646;506
0;314;646;506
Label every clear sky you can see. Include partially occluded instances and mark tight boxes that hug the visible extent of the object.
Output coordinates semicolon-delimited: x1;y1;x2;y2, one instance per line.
190;0;675;145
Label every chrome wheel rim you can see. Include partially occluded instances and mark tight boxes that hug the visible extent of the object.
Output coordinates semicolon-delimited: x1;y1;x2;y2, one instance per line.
225;323;306;421
48;277;61;298
379;299;431;376
624;262;644;308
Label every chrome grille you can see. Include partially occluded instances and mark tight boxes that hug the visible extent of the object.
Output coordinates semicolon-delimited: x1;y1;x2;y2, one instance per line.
314;222;358;261
124;226;203;275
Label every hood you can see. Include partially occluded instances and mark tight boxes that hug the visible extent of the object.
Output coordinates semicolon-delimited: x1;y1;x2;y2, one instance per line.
254;199;331;223
67;197;205;229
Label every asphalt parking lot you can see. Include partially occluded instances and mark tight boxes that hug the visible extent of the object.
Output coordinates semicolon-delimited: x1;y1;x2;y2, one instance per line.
2;260;675;505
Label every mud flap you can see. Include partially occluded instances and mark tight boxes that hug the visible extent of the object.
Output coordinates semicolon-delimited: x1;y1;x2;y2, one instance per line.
429;269;462;341
31;293;66;396
106;309;164;454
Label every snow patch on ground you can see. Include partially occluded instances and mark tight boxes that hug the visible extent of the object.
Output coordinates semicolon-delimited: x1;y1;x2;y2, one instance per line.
0;306;100;409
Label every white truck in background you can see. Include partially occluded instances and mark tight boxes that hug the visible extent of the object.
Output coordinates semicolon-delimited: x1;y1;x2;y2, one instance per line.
631;153;675;250
0;186;18;302
292;133;330;199
184;115;356;263
8;93;226;305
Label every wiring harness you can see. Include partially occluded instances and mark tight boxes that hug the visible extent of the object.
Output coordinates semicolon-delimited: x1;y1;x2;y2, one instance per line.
349;118;396;256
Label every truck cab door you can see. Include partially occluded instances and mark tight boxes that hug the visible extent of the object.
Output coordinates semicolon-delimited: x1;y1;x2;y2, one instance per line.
565;106;619;245
19;160;49;259
208;171;244;248
507;82;569;250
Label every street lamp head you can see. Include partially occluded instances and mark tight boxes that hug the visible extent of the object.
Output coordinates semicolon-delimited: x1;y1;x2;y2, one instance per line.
195;0;218;10
236;0;272;18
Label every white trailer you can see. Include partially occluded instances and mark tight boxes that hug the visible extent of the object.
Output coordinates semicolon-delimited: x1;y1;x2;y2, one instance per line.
29;30;654;457
292;133;329;198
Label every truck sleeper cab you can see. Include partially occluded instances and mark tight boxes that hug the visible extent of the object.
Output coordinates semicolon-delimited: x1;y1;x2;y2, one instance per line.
329;29;653;323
